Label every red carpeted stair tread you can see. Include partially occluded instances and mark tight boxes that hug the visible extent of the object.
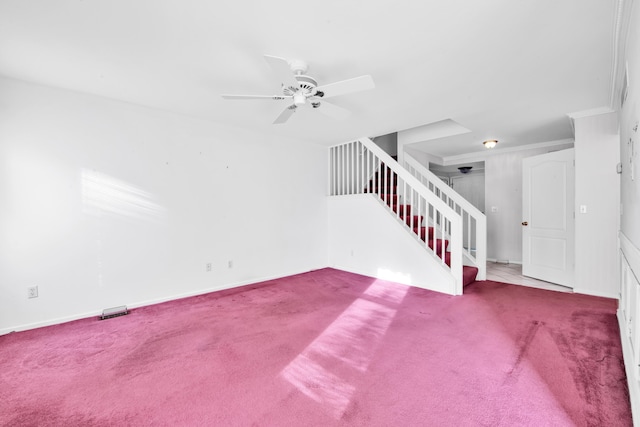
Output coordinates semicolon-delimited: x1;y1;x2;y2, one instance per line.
370;174;397;184
380;194;399;204
439;253;478;286
395;205;411;216
368;186;398;194
402;215;423;227
428;239;449;253
414;226;435;241
463;266;479;287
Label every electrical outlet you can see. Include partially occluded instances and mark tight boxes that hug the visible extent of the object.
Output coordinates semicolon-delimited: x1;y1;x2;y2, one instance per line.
27;286;38;299
206;263;212;272
228;260;233;269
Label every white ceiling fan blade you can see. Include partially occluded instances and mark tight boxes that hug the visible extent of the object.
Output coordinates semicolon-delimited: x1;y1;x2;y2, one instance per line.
314;100;352;121
316;75;375;99
273;105;297;124
264;55;299;90
222;94;289;100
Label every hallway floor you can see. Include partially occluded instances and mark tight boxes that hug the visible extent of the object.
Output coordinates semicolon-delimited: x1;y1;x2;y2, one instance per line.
485;261;572;293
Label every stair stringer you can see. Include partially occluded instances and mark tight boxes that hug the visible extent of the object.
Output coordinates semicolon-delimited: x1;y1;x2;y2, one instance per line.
328;194;456;295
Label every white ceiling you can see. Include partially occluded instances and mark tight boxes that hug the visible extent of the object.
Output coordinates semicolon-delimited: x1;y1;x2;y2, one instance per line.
0;0;618;159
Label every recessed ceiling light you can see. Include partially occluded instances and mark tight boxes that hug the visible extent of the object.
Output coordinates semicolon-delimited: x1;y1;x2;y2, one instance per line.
483;139;498;149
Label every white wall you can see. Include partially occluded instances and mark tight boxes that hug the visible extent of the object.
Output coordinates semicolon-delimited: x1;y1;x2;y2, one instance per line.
0;77;329;334
484;144;572;263
397;119;471;167
372;133;397;157
620;1;640;254
328;195;454;294
573;112;620;298
617;3;640;420
397;128;433;169
404;147;432;168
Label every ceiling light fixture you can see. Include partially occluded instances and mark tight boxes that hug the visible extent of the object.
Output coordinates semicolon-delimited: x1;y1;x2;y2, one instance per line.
483;139;498;149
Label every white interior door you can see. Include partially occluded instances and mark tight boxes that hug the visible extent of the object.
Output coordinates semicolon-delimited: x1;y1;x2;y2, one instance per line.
522;149;575;287
451;174;485;213
451;173;485;250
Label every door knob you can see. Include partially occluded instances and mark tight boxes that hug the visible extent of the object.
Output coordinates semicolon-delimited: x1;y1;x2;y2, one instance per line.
522;221;528;226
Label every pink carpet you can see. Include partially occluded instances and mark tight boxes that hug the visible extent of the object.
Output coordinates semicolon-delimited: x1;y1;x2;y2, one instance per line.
0;268;632;426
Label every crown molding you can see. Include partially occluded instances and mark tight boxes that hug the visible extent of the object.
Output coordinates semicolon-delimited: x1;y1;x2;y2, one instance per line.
439;138;575;165
567;106;616;120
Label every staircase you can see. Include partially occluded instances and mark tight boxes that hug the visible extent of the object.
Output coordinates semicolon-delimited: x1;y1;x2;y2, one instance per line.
329;137;481;294
366;161;478;287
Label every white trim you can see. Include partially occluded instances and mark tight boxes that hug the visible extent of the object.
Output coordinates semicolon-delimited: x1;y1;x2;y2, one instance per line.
398;118;471;145
567;106;616;120
621;231;640;279
0;268;318;336
571;287;619;300
619;231;640;426
440;139;575;165
486;258;523;265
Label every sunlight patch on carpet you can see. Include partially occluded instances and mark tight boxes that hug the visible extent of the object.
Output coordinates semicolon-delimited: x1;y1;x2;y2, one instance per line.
363;278;408;304
280;354;355;418
281;279;409;419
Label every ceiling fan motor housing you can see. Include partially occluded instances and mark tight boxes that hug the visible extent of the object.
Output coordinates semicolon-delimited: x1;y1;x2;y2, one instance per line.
283;74;317;93
283;75;319;106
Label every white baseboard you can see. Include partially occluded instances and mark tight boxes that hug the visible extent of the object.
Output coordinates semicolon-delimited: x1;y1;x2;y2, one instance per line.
486;258;522;265
329;263;455;296
571;287;619;300
0;309;103;337
0;267;321;336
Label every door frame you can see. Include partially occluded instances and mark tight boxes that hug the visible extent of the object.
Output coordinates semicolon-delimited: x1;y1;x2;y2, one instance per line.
522;148;575;287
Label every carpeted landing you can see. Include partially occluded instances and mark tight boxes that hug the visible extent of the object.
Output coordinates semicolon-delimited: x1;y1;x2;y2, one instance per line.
0;268;632;426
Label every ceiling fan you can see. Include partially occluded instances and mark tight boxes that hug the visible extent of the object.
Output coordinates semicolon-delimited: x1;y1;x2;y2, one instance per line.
222;55;375;124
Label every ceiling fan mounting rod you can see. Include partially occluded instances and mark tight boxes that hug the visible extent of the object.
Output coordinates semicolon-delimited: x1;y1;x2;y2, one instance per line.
288;59;308;75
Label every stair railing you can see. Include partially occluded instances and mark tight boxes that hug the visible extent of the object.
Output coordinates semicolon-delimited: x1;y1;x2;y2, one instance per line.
329;137;464;294
403;153;486;280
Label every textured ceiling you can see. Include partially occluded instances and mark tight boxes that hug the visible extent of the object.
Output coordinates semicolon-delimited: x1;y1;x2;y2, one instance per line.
0;0;618;159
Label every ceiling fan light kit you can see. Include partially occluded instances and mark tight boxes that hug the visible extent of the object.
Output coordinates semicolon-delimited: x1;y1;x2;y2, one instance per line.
221;55;375;124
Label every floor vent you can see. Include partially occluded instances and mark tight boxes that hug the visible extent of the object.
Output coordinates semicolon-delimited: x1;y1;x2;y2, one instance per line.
100;305;129;320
